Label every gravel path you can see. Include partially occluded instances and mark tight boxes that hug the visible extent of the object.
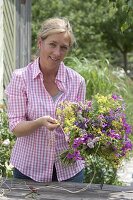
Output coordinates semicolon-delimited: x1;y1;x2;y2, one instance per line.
117;158;133;186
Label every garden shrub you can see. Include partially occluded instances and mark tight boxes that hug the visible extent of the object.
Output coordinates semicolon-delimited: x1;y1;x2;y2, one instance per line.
0;103;15;177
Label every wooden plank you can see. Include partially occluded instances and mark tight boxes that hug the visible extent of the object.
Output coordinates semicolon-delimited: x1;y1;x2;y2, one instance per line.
0;179;133;199
15;0;31;69
4;1;14;37
3;0;31;91
3;0;15;89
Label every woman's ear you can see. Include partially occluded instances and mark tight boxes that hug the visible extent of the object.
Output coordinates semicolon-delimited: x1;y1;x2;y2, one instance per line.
37;37;42;49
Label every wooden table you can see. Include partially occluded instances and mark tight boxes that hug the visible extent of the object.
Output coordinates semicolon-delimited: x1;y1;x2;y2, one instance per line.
0;178;133;199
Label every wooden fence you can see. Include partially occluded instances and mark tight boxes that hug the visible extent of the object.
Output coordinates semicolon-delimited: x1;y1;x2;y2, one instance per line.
3;0;15;90
3;0;31;90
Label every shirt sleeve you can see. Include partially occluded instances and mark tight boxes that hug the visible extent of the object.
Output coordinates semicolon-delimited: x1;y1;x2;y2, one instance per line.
77;77;86;103
5;71;28;132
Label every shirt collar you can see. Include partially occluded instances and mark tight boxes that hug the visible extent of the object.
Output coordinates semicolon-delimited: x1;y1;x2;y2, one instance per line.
32;57;42;79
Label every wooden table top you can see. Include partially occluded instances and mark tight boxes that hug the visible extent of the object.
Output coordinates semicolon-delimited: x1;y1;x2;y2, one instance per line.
0;178;133;199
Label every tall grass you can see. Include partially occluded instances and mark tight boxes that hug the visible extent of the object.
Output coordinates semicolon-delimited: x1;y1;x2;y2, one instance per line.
65;56;133;125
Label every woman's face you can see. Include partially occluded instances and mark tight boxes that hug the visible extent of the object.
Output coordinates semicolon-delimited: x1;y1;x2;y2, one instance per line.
38;32;70;71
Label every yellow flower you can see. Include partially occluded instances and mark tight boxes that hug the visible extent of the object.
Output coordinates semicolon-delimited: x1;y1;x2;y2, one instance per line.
64;127;70;134
97;95;108;104
0;104;5;109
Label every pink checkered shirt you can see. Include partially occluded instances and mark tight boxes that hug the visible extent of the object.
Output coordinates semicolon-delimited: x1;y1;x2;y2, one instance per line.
5;58;86;182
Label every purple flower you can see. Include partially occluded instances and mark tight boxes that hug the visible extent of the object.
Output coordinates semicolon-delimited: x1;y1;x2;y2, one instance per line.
67;153;74;159
102;123;108;128
112;94;119;100
66;150;82;160
122;118;132;134
108;130;121;140
112;94;123;101
72;137;83;149
87;101;92;107
73;150;83;160
122;140;132;151
74;118;89;129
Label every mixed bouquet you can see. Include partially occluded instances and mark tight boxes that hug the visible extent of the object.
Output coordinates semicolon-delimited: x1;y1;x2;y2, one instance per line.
56;94;132;168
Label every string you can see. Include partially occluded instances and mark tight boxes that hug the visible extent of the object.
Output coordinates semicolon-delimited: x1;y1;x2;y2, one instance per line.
0;168;96;196
0;127;100;196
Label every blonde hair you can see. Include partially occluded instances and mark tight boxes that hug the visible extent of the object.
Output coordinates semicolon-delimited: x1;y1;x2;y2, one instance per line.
38;17;76;47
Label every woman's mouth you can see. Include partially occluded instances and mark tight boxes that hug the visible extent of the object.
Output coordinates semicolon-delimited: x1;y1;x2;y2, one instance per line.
50;56;58;61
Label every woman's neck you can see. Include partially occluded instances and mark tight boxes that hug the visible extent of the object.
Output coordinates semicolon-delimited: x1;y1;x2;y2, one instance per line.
39;63;58;79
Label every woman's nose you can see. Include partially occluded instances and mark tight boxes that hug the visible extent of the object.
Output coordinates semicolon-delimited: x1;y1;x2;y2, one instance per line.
53;46;61;56
54;46;63;56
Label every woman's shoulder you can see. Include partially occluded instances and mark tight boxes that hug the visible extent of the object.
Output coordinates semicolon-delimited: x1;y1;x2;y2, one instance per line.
13;63;32;75
65;64;85;82
12;62;34;77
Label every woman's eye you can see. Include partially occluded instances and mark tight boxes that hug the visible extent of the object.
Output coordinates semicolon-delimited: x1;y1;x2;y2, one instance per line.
61;46;68;51
49;43;56;47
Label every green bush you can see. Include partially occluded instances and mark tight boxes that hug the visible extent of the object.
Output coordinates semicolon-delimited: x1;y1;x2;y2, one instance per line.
84;156;122;186
0;103;15;177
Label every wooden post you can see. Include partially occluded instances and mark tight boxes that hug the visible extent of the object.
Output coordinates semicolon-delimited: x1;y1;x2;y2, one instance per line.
2;0;32;97
15;0;32;69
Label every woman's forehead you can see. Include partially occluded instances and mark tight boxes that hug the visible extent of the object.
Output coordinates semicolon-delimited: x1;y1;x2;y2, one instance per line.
45;32;71;45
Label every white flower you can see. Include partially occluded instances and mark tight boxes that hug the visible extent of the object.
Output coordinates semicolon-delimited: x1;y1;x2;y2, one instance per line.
87;141;94;149
87;137;100;149
93;137;100;143
2;139;10;146
5;162;14;170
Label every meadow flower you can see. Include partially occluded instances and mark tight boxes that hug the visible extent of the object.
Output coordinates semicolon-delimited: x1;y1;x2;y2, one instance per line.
2;139;10;146
56;94;132;167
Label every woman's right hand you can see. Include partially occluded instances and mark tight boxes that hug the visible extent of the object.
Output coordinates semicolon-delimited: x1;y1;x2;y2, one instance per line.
37;116;59;131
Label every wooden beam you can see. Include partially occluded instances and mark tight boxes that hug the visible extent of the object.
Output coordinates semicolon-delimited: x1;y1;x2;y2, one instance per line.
0;0;4;102
21;0;26;4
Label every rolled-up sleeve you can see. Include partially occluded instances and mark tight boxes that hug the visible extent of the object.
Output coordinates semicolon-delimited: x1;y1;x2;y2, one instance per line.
5;71;27;132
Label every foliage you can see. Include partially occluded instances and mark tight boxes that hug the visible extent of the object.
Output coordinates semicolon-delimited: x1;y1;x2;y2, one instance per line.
109;0;133;31
56;94;132;165
99;0;133;72
31;0;111;59
84;156;122;185
31;0;133;72
0;104;15;177
65;57;128;98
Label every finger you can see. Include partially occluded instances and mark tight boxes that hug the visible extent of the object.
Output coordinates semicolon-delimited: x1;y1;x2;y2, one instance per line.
47;117;59;124
48;122;59;131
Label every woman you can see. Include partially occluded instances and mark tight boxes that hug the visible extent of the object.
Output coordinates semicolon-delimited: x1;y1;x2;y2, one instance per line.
5;17;86;182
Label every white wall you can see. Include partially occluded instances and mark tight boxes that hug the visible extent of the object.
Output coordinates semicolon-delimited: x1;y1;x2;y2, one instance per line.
0;0;3;103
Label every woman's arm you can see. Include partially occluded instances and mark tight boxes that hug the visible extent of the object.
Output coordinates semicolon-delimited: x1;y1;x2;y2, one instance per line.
5;70;59;138
13;116;59;137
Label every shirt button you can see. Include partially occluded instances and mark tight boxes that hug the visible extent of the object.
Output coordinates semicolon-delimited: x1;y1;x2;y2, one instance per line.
48;136;55;146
